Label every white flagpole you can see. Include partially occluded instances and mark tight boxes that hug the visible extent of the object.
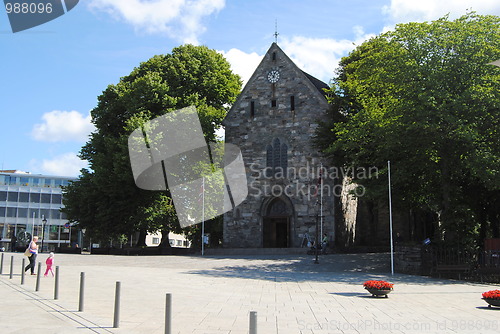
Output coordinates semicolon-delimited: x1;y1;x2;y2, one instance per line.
320;164;323;238
388;161;394;276
201;177;205;256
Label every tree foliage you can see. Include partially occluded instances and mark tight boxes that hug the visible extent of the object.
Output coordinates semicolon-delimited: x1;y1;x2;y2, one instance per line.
63;45;241;246
318;13;500;244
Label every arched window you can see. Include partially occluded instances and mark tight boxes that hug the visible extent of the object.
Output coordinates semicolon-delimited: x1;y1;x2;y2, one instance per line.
266;145;273;178
266;138;288;177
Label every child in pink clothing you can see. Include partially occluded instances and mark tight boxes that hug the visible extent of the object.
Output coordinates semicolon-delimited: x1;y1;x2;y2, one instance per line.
44;252;55;277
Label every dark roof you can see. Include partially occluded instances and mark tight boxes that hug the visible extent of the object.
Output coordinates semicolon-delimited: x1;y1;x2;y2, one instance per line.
302;71;329;97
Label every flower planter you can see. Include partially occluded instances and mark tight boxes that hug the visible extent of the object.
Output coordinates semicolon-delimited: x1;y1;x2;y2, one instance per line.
482;290;500;308
363;280;394;298
365;287;392;298
482;298;500;308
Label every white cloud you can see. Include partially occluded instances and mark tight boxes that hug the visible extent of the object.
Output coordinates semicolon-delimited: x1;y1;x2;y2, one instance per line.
220;27;375;87
88;0;225;44
281;29;375;83
32;110;94;143
218;48;262;86
383;0;500;23
31;153;88;177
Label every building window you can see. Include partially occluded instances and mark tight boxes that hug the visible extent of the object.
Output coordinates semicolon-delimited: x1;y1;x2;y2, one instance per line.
19;192;29;202
290;95;295;111
40;209;50;220
18;208;28;218
7;192;18;202
266;138;288;177
51;209;61;220
271;99;277;108
8;176;17;185
28;209;39;219
41;193;51;204
51;194;62;205
7;207;17;217
152;237;160;244
272;52;276;61
29;193;40;203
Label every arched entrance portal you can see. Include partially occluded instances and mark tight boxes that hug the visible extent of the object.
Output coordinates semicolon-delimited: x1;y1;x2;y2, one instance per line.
262;197;292;248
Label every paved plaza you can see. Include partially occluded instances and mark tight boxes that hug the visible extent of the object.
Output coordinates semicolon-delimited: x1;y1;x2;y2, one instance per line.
0;251;499;333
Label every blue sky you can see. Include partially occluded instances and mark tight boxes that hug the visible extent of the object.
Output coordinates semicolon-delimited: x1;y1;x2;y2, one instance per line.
1;0;499;177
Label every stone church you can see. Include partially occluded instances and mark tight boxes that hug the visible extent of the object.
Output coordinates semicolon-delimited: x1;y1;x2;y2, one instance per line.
222;43;432;250
222;43;336;248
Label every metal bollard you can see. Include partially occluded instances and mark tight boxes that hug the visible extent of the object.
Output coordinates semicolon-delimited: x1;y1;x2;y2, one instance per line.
249;311;257;334
21;258;26;285
165;293;172;334
113;281;121;328
9;256;14;279
35;262;41;291
79;272;85;312
0;252;4;274
54;266;60;300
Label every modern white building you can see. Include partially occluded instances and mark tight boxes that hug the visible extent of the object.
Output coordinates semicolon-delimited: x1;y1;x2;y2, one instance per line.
0;170;76;252
145;231;191;248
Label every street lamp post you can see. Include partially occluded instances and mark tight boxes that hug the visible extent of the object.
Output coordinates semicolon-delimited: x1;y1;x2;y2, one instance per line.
41;216;47;253
82;228;86;252
314;213;319;264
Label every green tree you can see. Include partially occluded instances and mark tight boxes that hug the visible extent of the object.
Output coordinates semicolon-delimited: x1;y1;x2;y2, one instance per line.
318;13;500;246
63;45;241;247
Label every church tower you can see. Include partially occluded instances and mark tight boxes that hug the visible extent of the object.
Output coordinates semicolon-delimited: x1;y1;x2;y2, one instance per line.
223;43;334;248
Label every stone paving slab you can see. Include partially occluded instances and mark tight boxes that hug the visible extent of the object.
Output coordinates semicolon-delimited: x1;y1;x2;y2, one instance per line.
1;251;499;333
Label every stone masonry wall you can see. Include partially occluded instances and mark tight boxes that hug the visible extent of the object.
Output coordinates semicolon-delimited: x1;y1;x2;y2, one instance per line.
223;43;334;248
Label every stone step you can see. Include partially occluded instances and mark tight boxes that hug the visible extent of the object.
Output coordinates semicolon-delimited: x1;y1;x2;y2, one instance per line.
204;247;309;256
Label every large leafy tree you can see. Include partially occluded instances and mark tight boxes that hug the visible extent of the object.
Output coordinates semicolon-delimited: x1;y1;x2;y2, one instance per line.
63;45;241;246
318;13;500;246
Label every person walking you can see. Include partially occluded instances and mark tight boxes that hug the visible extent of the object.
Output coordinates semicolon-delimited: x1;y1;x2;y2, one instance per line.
44;252;55;277
24;236;39;275
321;233;329;254
10;232;17;252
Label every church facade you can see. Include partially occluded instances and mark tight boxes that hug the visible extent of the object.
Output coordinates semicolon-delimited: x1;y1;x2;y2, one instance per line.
222;43;336;248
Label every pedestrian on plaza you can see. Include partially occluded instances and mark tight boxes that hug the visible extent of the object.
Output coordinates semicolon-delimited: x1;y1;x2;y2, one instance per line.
24;236;39;275
321;233;328;254
395;232;403;245
44;252;55;277
10;232;17;252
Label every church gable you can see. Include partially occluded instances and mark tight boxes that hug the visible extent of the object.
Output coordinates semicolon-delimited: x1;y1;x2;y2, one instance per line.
223;42;329;126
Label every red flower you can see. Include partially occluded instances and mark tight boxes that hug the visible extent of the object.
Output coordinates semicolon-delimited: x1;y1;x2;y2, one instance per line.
482;290;500;300
363;280;394;290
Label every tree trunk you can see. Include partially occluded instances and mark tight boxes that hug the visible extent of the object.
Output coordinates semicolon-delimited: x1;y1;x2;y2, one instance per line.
491;191;500;238
159;229;172;248
135;229;147;247
438;154;452;242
